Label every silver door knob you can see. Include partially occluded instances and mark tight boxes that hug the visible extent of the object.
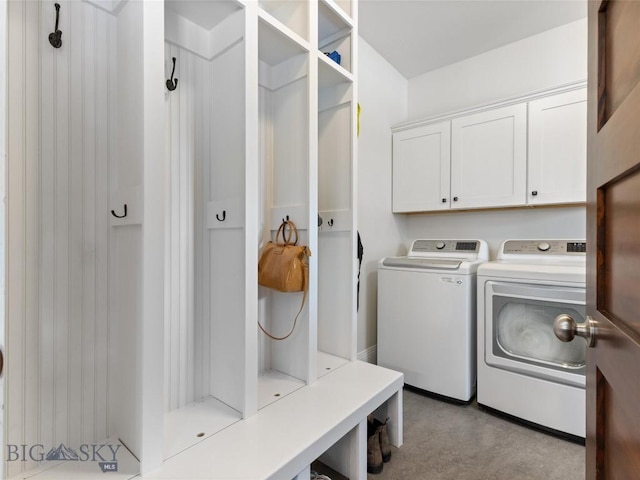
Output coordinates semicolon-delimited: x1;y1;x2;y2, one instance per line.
553;314;596;347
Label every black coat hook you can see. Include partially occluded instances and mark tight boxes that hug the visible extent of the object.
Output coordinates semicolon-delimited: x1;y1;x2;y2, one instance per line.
49;3;62;49
216;210;226;222
281;215;290;223
328;219;334;227
111;204;127;219
166;57;178;91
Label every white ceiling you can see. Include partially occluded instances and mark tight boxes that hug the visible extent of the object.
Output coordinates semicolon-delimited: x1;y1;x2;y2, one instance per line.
359;0;587;79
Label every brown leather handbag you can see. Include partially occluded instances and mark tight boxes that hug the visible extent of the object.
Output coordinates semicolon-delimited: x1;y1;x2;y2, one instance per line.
258;220;311;293
257;220;311;340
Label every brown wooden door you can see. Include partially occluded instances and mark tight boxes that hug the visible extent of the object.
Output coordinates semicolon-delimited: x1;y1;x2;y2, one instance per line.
586;1;640;478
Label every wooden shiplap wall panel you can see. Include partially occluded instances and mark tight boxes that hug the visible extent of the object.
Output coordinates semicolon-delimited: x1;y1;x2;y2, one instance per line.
167;43;180;410
6;1;115;476
67;0;84;451
39;0;56;456
193;49;211;403
165;43;199;411
178;46;193;410
79;1;97;446
98;14;118;444
198;53;212;402
24;0;42;474
54;0;72;447
167;43;181;411
6;0;26;475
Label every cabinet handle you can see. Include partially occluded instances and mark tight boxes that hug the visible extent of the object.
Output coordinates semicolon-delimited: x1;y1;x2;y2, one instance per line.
453;196;458;202
531;191;538;196
442;198;447;203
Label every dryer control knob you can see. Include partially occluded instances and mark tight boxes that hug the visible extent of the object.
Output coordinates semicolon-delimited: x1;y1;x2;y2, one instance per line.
436;241;446;250
537;242;551;252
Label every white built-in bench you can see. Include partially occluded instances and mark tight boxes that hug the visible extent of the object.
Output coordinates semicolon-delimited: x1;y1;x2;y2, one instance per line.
145;361;404;480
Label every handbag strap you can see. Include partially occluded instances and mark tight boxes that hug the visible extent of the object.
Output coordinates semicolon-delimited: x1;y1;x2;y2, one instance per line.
257;288;307;341
276;220;298;246
257;264;307;341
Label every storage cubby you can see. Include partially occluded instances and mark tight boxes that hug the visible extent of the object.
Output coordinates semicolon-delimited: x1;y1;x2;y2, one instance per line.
4;0;166;477
259;0;309;43
333;0;353;18
319;0;353;74
257;11;312;407
163;0;246;459
318;94;356;375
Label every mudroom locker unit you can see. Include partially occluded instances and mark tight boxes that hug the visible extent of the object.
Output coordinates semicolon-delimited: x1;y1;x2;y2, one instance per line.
2;1;402;479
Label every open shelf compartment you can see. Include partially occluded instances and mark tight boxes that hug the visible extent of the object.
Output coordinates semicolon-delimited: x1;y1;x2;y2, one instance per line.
319;0;353;42
258;9;310;67
318;0;353;74
259;0;309;42
318;52;353;88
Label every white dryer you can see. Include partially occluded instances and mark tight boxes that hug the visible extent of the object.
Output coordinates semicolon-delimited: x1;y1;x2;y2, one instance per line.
477;240;586;439
377;239;488;402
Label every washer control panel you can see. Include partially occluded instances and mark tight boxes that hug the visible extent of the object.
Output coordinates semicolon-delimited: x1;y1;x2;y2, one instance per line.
411;240;480;254
503;240;586;255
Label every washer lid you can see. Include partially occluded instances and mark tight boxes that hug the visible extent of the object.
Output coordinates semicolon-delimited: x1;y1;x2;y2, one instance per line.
382;257;462;270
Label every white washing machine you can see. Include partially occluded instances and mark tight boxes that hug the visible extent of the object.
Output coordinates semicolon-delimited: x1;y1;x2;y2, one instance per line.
477;239;587;439
377;239;489;402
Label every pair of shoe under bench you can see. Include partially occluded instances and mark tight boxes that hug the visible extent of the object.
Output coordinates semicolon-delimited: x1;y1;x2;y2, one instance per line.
145;361;404;480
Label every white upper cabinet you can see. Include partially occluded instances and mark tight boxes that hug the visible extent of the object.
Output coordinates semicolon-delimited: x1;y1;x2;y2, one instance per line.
527;88;587;205
392;84;587;213
451;103;527;209
392;122;451;212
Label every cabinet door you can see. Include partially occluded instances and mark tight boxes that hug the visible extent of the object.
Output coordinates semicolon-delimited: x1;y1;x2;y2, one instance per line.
527;88;587;205
392;122;451;213
451;104;527;209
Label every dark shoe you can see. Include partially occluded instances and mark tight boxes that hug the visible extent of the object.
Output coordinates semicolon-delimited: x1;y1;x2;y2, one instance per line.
370;417;391;462
367;429;383;474
378;419;391;462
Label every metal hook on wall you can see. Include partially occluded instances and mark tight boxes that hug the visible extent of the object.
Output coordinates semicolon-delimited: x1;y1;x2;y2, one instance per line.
49;3;62;49
281;215;290;223
328;219;334;227
216;210;226;222
166;57;178;91
111;204;127;219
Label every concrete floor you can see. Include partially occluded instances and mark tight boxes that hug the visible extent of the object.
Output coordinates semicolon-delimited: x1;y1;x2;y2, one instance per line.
367;387;585;480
